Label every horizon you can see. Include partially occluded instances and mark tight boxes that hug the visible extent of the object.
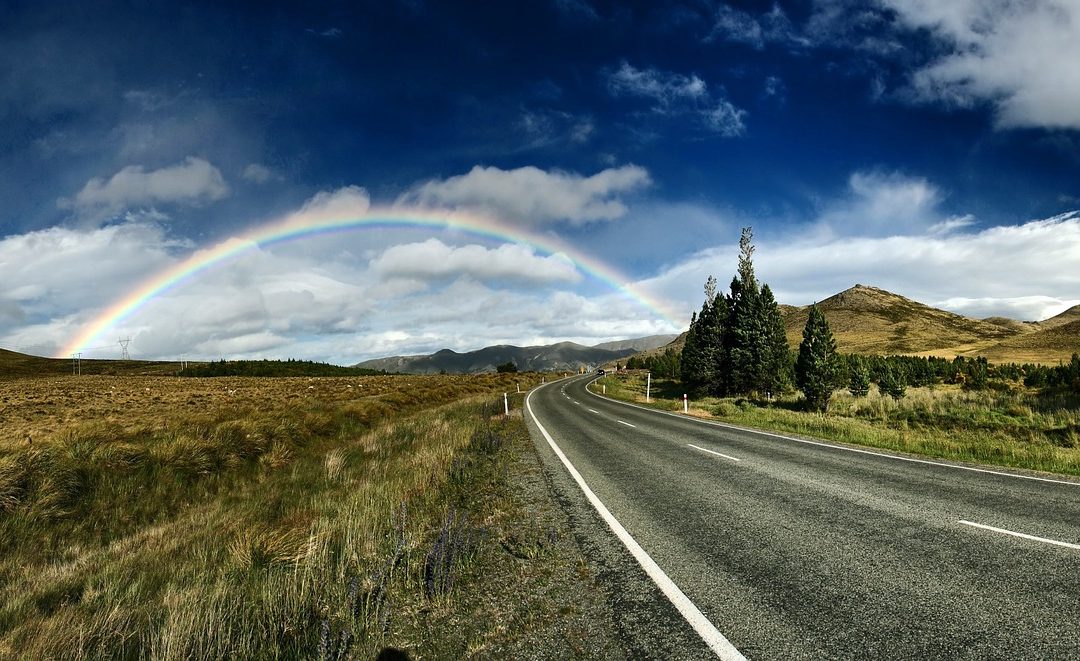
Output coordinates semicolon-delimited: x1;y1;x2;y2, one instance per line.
2;2;1080;364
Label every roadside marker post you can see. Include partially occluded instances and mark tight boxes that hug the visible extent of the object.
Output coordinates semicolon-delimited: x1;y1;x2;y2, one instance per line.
646;372;651;402
683;393;688;413
504;392;509;416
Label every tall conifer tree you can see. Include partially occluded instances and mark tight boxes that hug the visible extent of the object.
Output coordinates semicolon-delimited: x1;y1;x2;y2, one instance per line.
795;304;839;411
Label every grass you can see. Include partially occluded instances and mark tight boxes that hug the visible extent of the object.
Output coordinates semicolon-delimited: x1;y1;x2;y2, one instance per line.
596;371;1080;477
0;372;621;658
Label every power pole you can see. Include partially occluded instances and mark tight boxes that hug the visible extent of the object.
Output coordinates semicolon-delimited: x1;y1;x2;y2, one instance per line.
118;337;131;360
70;352;82;375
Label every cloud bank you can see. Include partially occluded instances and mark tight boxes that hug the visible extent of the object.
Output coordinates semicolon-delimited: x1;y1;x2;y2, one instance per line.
397;164;651;226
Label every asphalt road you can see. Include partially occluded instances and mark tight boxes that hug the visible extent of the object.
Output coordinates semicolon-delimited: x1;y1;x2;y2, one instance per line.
524;375;1080;660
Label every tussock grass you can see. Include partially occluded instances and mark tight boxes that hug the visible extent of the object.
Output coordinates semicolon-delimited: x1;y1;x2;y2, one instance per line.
0;373;560;658
599;372;1080;476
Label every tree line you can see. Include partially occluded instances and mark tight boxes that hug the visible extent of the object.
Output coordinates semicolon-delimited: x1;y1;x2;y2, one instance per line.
676;228;1080;412
180;359;388;377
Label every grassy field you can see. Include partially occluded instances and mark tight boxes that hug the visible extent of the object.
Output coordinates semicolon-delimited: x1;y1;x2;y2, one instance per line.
0;372;621;658
596;371;1080;477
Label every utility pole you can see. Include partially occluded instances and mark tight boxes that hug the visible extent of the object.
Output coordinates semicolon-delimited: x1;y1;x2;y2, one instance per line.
118;337;131;360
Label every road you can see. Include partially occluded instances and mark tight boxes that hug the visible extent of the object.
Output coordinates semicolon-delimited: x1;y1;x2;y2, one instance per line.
524;375;1080;660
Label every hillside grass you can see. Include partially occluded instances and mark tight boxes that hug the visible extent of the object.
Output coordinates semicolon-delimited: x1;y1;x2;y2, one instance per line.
0;373;620;658
595;372;1080;477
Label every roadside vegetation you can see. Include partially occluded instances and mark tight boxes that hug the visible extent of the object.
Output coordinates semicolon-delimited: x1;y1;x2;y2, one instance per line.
597;370;1080;476
605;226;1080;477
0;372;620;658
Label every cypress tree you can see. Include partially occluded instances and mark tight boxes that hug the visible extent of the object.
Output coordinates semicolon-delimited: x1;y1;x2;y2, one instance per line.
795;304;839;412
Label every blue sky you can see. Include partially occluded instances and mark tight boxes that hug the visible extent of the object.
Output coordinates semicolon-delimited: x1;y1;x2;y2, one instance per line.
2;0;1079;363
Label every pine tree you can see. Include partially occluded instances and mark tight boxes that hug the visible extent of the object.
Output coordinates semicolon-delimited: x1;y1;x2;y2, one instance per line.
795;304;839;412
759;284;791;396
879;364;907;400
849;356;871;397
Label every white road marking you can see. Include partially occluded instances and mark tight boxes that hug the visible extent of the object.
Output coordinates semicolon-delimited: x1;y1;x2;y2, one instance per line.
588;408;599;414
527;385;746;660
958;520;1080;550
688;444;741;463
617;420;637;428
583;383;1079;488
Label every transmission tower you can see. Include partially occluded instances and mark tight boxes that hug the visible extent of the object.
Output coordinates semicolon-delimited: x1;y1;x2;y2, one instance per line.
118;337;131;360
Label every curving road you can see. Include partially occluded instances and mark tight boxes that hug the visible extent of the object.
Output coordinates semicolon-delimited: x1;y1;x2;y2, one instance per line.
524;375;1080;660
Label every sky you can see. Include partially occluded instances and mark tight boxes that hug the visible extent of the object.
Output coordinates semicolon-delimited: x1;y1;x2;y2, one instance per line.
2;0;1080;364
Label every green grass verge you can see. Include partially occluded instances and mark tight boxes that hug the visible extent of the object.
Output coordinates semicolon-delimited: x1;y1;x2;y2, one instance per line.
595;372;1080;477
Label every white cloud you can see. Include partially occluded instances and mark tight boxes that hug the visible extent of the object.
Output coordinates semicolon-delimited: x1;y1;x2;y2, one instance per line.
606;62;747;137
295;185;372;218
885;0;1080;129
370;238;581;284
707;3;806;49
242;163;276;184
638;209;1080;323
65;156;228;217
816;170;946;236
397;164;650;226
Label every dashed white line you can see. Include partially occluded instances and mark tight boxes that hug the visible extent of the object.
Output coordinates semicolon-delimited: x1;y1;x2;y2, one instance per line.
688;444;741;463
617;420;637;428
588;408;599;414
958;520;1080;550
526;385;745;660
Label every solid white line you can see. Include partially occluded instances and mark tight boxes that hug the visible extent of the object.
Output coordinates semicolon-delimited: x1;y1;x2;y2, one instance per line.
582;381;1079;488
617;420;637;428
526;385;745;660
958;520;1080;550
688;444;741;463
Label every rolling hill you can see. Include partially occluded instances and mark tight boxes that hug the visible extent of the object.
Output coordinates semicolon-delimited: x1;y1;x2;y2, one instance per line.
779;284;1025;356
641;284;1077;364
0;348;182;378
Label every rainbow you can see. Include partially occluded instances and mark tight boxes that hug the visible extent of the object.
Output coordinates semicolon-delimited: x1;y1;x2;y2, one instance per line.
59;206;682;358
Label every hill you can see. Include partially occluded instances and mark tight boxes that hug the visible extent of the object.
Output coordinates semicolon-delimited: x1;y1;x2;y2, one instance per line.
633;284;1077;365
0;348;182;378
780;284;1024;356
355;341;636;374
1039;304;1080;330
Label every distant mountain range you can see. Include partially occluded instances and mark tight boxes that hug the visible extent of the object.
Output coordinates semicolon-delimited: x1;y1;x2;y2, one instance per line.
353;335;677;374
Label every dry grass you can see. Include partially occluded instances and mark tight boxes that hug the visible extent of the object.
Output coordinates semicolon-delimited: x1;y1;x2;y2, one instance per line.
599;372;1080;477
0;371;577;658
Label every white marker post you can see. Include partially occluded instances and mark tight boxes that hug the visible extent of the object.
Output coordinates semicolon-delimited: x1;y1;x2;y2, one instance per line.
683;393;688;413
646;372;651;403
504;392;509;416
517;382;520;393
603;384;606;394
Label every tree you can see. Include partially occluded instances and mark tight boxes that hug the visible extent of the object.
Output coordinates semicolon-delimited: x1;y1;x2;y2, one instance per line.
680;227;794;398
849;356;871;397
759;284;792;396
879;364;907;400
496;361;518;373
795;304;840;412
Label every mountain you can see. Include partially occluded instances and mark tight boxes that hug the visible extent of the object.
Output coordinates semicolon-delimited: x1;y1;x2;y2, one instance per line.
591;335;678;352
640;284;1076;365
780;284;1024;356
354;341;637;374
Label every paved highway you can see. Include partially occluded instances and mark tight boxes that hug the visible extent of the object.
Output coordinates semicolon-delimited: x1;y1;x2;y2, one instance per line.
524;375;1080;660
